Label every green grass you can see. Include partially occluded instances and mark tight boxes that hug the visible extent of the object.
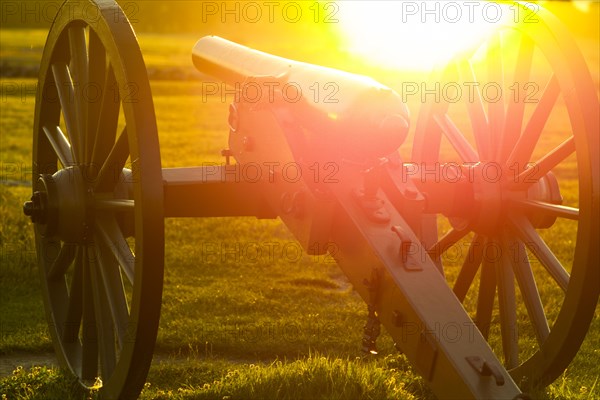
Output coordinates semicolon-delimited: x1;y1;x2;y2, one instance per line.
1;19;600;400
0;366;87;400
1;355;427;400
142;354;421;400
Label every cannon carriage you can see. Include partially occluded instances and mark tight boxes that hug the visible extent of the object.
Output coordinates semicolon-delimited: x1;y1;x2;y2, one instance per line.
23;0;599;398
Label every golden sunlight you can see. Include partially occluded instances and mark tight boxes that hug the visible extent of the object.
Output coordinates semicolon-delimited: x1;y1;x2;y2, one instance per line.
336;1;512;71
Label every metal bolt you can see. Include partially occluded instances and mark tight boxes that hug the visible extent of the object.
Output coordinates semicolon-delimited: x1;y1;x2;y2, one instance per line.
404;187;418;199
23;200;35;217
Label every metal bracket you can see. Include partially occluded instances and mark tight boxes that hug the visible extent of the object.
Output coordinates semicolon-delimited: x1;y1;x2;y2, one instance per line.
466;355;505;386
352;189;390;223
391;226;422;271
352;158;393;224
221;149;232;165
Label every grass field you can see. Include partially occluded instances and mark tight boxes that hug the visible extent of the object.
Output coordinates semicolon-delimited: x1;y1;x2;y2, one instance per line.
1;2;599;399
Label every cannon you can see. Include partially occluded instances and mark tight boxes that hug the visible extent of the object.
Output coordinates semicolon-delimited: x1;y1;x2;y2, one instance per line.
23;0;599;398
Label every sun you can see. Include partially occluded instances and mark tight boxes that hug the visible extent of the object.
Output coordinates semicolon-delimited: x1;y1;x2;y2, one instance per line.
336;1;511;71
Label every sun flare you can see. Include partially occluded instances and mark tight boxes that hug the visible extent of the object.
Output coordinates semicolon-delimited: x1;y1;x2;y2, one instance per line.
337;1;512;71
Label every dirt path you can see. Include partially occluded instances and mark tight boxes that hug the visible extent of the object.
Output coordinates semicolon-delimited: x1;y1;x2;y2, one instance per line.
0;352;239;379
0;353;58;378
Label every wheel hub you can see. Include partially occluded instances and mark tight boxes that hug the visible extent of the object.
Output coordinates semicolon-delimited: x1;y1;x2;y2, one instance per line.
446;163;563;235
467;163;504;235
23;190;49;224
523;171;563;228
23;167;90;242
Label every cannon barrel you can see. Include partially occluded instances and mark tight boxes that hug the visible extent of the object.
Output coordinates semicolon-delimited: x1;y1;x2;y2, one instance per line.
192;36;410;160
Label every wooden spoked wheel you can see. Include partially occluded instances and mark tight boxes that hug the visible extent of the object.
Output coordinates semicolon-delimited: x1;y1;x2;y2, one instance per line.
412;4;598;388
26;0;163;398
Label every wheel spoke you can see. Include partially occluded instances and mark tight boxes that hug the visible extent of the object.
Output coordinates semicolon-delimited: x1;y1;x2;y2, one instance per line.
476;239;496;339
501;35;534;161
427;228;469;263
81;248;98;381
43;125;74;167
457;59;490;160
51;63;79;161
505;236;550;345
95;235;129;348
453;233;484;302
87;28;106;164
68;25;89;163
433;114;479;163
47;242;77;280
68;25;89;90
62;247;83;344
87;245;117;378
91;64;119;173
69;25;89;163
508;214;569;291
506;75;560;171
96;214;135;285
510;198;579;220
95;127;129;192
514;136;575;187
496;238;519;369
487;34;505;161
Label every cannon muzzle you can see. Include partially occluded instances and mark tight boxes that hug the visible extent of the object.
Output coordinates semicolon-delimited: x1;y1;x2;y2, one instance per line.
192;36;409;160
